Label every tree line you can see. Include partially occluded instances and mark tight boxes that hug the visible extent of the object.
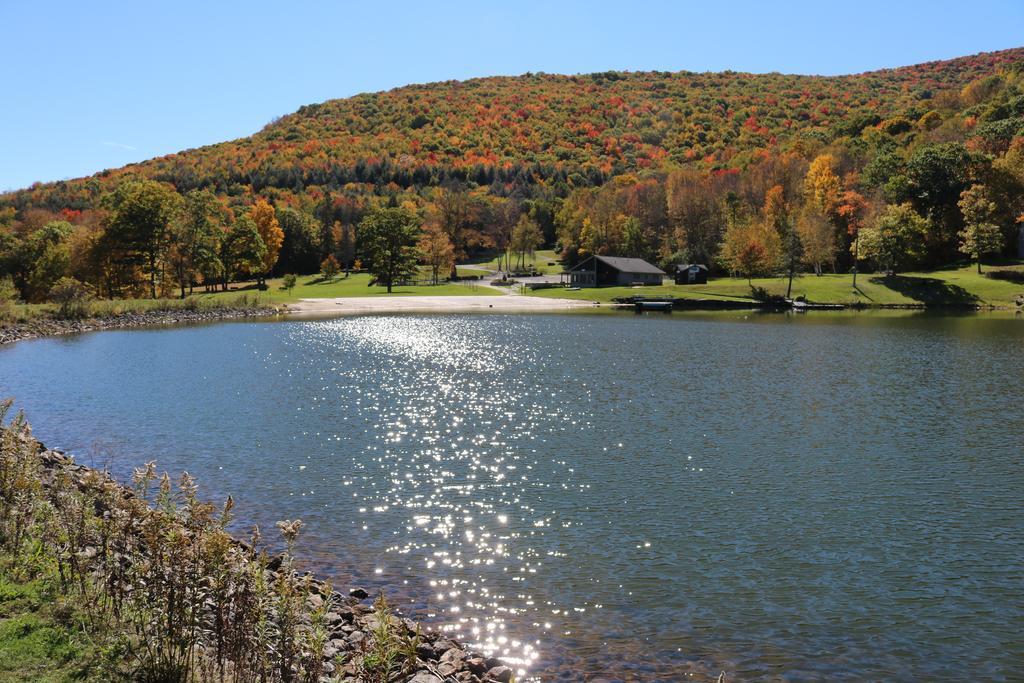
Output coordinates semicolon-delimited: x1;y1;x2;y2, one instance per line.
554;135;1024;284
3;58;1024;303
0;171;561;303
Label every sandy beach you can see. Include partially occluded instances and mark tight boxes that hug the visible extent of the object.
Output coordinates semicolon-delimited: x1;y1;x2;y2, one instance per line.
287;294;596;316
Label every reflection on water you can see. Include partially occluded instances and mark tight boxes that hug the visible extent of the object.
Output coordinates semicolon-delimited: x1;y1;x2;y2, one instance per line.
2;311;1023;681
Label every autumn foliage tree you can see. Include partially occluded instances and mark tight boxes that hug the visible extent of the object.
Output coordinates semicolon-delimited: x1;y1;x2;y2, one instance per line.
418;222;454;284
800;155;842;275
320;254;340;280
5;49;1024;305
835;190;870;286
250;198;283;287
721;214;778;285
763;185;802;297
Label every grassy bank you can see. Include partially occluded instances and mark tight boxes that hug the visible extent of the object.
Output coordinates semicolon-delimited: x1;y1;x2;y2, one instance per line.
0;404;512;683
527;264;1024;308
461;249;564;275
1;293;272;326
0;565;109;682
2;273;499;324
193;273;500;306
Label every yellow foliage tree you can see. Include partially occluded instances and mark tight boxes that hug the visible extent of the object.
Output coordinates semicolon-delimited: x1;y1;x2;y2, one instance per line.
804;154;841;216
418;221;455;284
720;217;780;284
250;198;283;285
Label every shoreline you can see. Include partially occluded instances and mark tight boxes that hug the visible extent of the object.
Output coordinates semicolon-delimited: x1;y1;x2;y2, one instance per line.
0;305;279;346
2;421;514;683
3;291;1018;348
286;294;597;316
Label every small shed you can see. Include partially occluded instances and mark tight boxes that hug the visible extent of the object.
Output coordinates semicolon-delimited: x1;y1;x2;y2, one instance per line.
674;263;708;285
564;255;665;287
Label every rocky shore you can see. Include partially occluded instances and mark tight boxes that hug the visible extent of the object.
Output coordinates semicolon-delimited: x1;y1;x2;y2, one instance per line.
19;431;513;683
0;305;278;345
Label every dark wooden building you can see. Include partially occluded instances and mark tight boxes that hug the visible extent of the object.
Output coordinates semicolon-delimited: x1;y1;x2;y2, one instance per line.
674;263;708;285
564;256;665;287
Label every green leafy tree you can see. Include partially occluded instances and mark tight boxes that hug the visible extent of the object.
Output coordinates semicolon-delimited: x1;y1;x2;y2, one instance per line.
104;179;182;298
905;142;977;260
855;203;929;275
957;184;1003;272
281;273;297;293
221;217;266;287
336;222;356;272
169;189;223;298
276;208;321;274
359;208;421;293
17;221;74;302
619;216;649;260
510;213;544;270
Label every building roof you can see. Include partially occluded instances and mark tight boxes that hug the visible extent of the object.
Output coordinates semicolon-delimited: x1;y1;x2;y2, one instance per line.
569;255;666;275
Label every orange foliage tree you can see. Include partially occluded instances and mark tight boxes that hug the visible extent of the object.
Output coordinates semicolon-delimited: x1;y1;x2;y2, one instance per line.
250;198;283;286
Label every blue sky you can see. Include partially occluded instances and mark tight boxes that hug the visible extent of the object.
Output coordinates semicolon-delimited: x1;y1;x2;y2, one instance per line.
1;0;1021;191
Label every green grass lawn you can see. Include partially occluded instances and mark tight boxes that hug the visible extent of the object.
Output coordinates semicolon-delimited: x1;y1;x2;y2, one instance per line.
527;265;1024;307
3;273;500;324
461;249;565;275
0;568;105;682
454;266;492;278
194;272;501;305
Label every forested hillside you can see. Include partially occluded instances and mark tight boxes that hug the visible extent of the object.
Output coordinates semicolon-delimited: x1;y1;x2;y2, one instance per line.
2;47;1024;301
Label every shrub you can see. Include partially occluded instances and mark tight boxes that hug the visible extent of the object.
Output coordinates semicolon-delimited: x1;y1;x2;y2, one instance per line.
0;403;329;681
320;255;340;280
985;269;1024;284
0;277;17;321
282;273;297;292
750;284;788;305
48;277;94;319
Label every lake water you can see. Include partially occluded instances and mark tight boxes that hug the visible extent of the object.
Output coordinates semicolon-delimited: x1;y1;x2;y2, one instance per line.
1;311;1022;681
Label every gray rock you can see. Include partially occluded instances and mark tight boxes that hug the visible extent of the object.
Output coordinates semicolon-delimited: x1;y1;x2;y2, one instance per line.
432;637;458;654
440;646;466;665
485;665;514;683
465;656;487;676
349;587;369;599
406;674;443;683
